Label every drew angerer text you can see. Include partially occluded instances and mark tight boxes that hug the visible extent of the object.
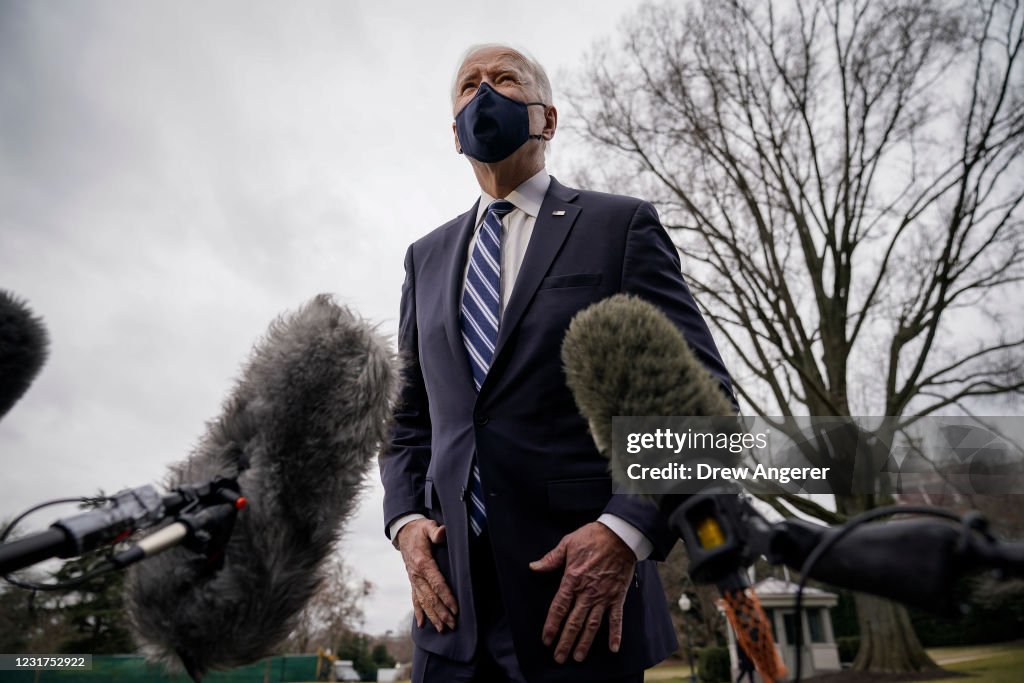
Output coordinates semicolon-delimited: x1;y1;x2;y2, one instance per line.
626;463;830;484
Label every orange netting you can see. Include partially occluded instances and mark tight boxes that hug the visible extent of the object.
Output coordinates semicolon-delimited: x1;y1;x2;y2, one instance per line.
720;587;789;683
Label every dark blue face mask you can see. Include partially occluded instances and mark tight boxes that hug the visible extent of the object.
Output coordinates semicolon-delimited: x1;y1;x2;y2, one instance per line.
455;82;547;163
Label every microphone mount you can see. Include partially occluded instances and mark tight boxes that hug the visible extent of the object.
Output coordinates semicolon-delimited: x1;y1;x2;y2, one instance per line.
0;475;248;583
662;489;1024;681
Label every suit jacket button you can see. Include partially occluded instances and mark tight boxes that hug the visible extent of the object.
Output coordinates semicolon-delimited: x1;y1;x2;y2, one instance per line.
475;414;489;426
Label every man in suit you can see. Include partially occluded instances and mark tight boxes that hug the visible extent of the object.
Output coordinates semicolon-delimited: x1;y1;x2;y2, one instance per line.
379;44;734;683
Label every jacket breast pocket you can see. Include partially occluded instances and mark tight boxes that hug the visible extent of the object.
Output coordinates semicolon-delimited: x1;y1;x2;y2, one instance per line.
546;476;613;511
537;273;603;290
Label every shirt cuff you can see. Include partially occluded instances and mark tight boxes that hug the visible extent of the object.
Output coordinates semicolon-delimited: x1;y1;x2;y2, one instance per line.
389;513;427;549
597;513;654;561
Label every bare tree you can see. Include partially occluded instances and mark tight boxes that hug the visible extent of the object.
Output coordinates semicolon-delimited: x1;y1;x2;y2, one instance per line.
377;617;415;669
568;0;1023;672
283;553;371;654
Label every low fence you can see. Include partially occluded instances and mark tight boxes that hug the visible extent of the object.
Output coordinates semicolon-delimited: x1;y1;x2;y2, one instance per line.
0;654;321;683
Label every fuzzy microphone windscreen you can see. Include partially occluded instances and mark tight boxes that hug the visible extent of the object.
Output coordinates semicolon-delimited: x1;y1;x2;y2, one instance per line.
561;293;734;468
0;290;49;421
124;294;398;679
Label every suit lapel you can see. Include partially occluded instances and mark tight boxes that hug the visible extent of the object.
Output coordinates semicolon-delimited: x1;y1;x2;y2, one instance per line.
443;200;480;388
489;177;581;372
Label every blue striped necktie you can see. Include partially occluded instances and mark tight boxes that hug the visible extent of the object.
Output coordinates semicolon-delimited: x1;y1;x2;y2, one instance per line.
461;199;514;536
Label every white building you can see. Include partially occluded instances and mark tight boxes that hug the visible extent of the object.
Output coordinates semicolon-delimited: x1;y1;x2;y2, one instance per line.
333;659;361;682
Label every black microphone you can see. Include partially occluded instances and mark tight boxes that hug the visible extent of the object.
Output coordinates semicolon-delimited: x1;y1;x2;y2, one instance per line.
0;290;49;421
562;295;789;681
560;294;1024;680
561;293;735;493
124;294;398;681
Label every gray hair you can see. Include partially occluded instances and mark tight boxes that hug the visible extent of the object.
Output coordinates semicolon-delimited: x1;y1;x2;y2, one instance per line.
450;43;553;109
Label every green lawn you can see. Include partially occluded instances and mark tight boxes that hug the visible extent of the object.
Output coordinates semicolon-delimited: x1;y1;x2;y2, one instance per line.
644;663;696;682
926;641;1024;665
641;642;1024;683
397;664;695;683
920;643;1024;683
395;663;697;683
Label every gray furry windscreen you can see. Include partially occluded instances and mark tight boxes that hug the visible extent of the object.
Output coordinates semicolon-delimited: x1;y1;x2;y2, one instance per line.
125;295;398;677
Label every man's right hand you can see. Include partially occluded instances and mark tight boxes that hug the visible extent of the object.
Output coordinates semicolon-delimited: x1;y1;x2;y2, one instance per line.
396;518;459;633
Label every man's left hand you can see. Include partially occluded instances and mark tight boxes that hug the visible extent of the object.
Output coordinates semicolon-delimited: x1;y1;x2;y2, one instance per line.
529;521;636;664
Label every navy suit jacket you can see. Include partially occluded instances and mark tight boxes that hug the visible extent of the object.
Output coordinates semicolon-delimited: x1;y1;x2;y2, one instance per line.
380;177;734;682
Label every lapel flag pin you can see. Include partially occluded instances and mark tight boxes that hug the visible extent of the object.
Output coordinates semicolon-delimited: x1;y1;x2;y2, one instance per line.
552;210;566;216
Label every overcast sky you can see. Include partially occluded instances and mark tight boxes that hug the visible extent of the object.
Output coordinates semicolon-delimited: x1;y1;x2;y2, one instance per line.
0;0;652;636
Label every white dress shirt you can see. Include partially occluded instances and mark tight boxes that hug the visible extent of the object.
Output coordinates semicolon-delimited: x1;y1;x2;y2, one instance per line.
391;169;653;561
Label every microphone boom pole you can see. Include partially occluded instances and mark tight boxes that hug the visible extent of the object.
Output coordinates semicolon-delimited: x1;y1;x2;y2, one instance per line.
0;478;247;578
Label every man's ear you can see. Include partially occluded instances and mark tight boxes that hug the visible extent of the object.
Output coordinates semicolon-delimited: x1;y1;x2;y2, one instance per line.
543;105;558;141
452;121;463;154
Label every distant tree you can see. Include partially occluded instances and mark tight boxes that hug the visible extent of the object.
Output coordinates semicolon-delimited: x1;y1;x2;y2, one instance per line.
657;543;727;653
335;630;378;682
49;555;135;654
284;553;372;653
0;508;132;655
370;642;396;669
0;518;41;653
0;582;39;653
0;558;132;655
380;616;415;666
569;0;1023;672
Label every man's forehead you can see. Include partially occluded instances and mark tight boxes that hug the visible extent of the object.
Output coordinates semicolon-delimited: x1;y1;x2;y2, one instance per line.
457;48;531;77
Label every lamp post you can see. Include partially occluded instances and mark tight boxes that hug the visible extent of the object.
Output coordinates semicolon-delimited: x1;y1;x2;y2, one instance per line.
677;593;698;683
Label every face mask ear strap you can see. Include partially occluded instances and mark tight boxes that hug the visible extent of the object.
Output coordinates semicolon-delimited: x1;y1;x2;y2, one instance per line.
528;102;550;141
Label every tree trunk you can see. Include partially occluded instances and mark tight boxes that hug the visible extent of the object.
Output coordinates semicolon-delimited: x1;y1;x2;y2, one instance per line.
851;593;938;672
836;493;938;672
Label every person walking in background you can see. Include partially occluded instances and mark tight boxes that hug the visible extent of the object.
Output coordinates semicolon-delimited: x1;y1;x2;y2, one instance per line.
736;644;756;683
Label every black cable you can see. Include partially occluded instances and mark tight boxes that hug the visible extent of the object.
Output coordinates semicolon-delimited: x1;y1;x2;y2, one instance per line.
1;495;121;592
0;496;109;543
4;557;119;592
791;504;962;682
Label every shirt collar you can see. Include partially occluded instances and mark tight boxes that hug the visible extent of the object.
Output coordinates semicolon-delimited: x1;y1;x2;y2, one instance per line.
475;169;551;227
